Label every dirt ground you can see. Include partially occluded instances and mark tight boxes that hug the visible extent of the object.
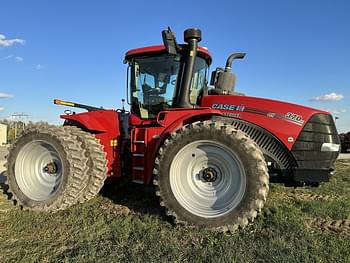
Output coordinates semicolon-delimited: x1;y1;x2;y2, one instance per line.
339;153;350;159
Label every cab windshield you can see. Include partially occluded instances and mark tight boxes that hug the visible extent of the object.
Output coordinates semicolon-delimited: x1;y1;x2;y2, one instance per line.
130;54;208;119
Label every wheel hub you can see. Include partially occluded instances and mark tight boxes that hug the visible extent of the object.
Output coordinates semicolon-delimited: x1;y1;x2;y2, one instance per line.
169;140;247;218
15;140;63;201
43;161;59;175
201;167;218;182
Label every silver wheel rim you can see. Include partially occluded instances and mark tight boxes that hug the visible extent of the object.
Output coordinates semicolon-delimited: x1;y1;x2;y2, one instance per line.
170;140;246;218
15;140;64;201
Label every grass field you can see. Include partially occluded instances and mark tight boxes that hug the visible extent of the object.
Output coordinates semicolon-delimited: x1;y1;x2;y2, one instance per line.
0;160;349;263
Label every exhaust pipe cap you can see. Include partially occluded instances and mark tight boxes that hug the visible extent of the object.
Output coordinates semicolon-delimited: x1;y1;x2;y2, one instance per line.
184;28;202;43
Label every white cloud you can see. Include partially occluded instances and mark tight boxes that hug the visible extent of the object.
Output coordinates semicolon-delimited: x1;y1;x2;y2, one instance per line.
0;107;4;111
15;56;23;63
36;64;43;70
0;55;13;60
1;55;24;63
311;92;344;102
0;34;25;47
323;108;347;115
0;93;14;99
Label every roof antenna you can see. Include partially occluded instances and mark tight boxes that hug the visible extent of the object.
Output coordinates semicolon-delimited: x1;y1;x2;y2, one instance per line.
162;26;179;55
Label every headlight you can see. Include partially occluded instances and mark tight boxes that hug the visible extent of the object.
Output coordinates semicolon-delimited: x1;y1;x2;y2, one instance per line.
321;143;340;152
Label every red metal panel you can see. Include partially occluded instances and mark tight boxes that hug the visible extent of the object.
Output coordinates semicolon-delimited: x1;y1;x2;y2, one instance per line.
60;110;121;178
125;44;212;61
126;45;166;57
201;95;329;150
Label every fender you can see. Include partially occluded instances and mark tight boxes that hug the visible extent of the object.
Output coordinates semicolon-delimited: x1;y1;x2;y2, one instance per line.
60;110;121;177
60;109;118;133
210;115;297;174
157;107;222;132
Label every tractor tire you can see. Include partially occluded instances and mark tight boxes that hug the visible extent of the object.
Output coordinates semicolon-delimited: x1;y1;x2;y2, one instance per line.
64;126;108;202
3;124;89;211
153;120;269;232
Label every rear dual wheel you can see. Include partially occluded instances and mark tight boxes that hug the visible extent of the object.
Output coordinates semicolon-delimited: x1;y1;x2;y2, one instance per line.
3;124;107;211
154;120;269;231
64;126;108;202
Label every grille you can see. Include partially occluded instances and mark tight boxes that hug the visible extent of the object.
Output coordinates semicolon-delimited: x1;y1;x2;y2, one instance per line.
216;117;296;171
291;113;339;169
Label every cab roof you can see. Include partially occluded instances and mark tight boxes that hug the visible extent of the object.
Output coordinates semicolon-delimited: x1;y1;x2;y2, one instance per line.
125;45;212;64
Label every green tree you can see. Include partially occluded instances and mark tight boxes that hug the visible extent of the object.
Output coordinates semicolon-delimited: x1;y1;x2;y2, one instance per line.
7;127;16;144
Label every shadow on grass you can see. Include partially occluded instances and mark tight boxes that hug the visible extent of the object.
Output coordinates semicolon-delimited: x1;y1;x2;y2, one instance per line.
0;171;165;219
0;171;6;183
0;171;8;192
0;171;14;206
100;181;164;218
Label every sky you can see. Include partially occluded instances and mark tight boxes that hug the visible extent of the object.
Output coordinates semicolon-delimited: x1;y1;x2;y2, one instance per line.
0;0;349;132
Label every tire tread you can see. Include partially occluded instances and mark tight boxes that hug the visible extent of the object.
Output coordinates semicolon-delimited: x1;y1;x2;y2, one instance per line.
153;119;269;232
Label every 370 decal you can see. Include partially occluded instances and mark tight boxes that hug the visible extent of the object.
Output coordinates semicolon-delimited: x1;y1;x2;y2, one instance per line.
284;112;304;124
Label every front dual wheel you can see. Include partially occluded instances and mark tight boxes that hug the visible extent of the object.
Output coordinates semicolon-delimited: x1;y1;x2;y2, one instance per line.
154;120;269;231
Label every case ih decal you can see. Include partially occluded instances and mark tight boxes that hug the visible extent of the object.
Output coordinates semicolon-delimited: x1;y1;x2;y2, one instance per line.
211;103;245;111
212;103;304;126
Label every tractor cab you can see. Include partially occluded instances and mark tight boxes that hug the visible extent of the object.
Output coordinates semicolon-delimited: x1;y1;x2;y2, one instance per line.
125;28;246;121
125;48;209;119
125;29;212;120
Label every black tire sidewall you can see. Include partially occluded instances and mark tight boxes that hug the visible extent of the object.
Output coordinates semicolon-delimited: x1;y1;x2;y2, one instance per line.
158;125;265;228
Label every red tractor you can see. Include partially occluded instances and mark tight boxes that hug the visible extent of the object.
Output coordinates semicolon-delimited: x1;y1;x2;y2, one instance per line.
4;28;340;231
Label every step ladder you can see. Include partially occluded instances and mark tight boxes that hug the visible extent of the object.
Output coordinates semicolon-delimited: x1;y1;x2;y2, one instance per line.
131;128;147;183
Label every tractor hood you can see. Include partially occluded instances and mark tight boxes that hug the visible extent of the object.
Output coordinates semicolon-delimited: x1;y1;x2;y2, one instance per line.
201;95;335;150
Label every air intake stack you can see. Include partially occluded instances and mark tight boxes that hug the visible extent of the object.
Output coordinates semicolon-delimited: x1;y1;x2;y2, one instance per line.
210;53;246;94
174;28;202;107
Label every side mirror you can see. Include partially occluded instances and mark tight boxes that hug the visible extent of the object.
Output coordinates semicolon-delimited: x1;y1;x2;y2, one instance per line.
162;27;178;55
